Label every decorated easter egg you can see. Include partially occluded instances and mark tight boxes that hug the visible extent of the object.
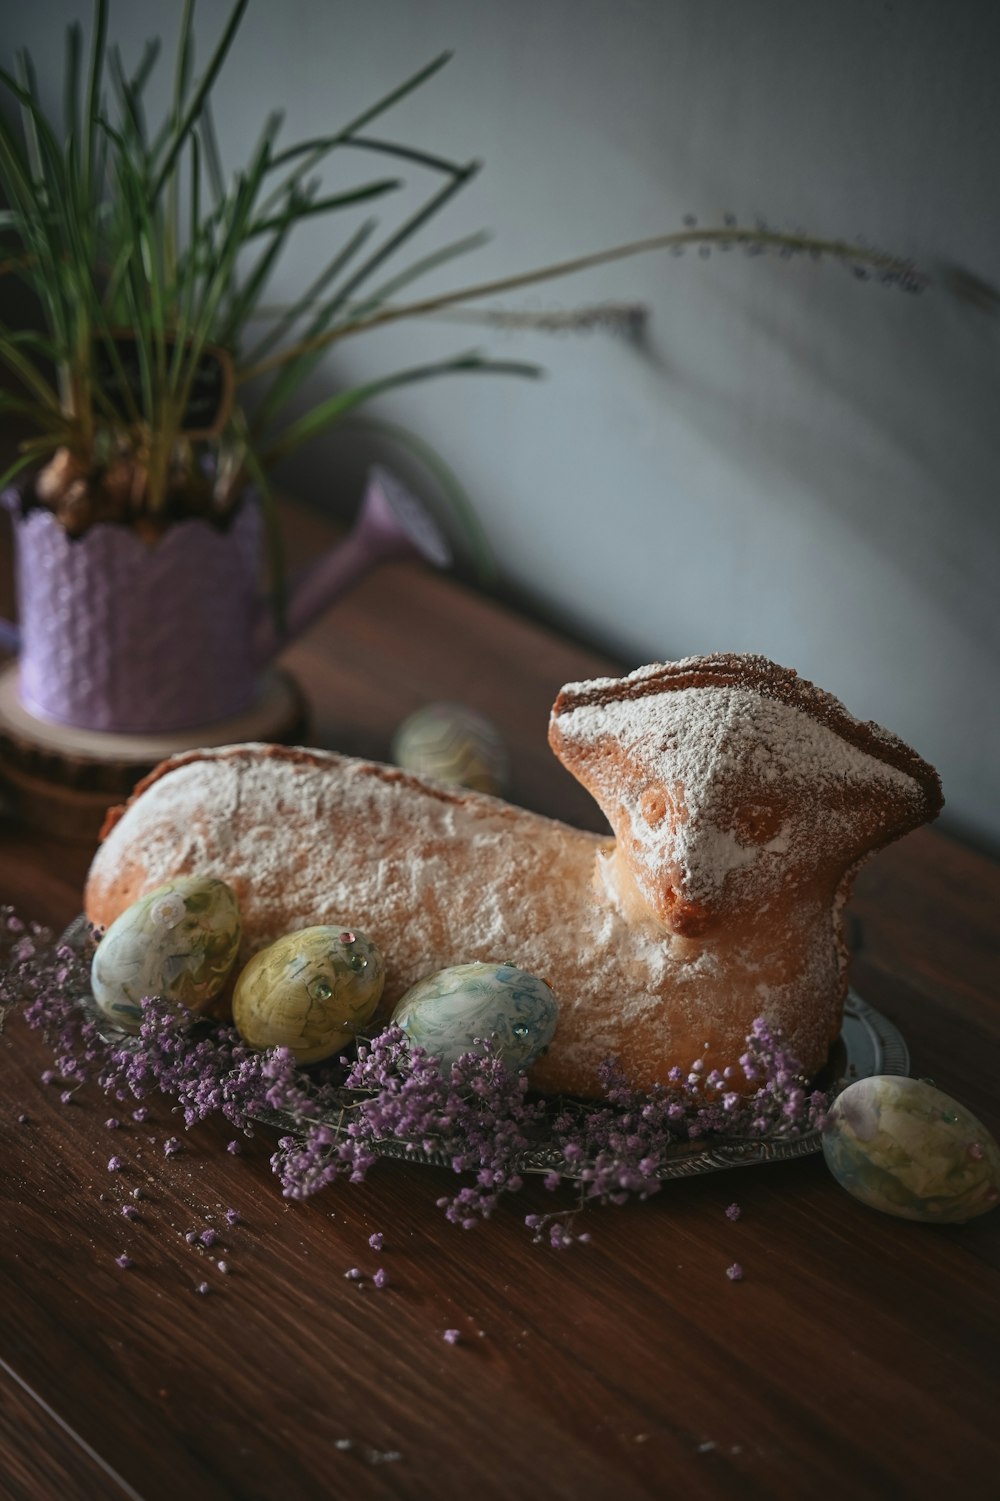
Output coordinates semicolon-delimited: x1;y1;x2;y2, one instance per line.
392;703;509;795
91;876;241;1032
233;926;385;1064
391;962;558;1073
822;1075;1000;1223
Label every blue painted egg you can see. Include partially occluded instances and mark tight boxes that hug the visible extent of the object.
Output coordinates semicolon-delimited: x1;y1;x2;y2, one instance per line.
91;876;241;1032
391;962;558;1073
822;1075;1000;1223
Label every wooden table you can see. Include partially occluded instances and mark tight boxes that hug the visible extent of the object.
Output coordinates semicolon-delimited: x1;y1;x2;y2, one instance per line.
1;506;998;1501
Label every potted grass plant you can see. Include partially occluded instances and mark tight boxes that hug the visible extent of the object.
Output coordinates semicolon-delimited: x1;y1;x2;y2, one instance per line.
0;0;921;738
0;1;546;734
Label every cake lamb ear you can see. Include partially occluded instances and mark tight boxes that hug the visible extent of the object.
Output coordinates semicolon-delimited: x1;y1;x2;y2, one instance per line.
549;654;943;933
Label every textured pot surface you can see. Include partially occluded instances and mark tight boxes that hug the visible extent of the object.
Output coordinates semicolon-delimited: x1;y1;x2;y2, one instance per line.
4;493;263;733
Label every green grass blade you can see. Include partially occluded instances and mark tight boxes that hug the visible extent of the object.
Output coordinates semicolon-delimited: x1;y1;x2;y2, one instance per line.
261;351;540;464
173;0;197;121
217;215;297;350
269;130;467;182
0;326;63;409
198;98;226;205
340;133;470;177
151;0;250;200
82;0;109;202
0;452;38;492
14;53;45;189
63;20;82;147
246;178;401;238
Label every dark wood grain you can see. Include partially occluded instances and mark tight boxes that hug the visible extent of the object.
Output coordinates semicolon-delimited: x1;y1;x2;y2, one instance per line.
1;502;998;1500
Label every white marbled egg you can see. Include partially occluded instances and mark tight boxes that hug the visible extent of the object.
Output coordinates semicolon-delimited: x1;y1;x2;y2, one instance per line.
233;926;385;1064
91;877;241;1032
822;1075;1000;1223
391;962;558;1073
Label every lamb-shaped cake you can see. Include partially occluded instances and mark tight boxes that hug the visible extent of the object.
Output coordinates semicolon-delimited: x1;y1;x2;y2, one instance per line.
85;654;942;1096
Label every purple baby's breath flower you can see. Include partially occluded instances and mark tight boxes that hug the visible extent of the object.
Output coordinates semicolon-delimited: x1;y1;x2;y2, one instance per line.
121;1205;139;1221
726;1263;744;1282
725;1203;742;1221
345;1267;363;1281
217;1261;230;1274
195;1281;210;1295
443;1329;461;1345
41;1069;57;1085
225;1208;241;1226
200;1229;218;1248
60;1090;73;1105
105;1117;120;1130
373;1268;388;1289
227;1139;241;1155
115;1254;134;1270
185;1231;198;1245
3;905;830;1254
368;1231;384;1251
163;1136;182;1157
107;1156;123;1172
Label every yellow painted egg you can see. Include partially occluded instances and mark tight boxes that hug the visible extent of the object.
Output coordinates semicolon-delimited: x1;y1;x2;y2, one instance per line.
91;876;241;1032
233;926;385;1064
392;703;508;795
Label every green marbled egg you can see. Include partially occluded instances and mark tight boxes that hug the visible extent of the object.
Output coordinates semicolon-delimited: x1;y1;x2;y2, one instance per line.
233;925;385;1064
391;961;558;1074
91;876;241;1032
822;1075;1000;1223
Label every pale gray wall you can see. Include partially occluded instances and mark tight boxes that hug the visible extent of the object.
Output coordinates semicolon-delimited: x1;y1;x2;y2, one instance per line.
8;0;1000;848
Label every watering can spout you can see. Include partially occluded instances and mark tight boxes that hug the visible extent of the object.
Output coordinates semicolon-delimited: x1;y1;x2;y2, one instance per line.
252;466;452;669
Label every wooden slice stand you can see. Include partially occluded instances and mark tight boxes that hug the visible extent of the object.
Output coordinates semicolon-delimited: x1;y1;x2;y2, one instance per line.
0;662;309;843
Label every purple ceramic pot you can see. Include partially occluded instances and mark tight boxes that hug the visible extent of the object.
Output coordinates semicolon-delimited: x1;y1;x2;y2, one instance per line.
1;488;263;734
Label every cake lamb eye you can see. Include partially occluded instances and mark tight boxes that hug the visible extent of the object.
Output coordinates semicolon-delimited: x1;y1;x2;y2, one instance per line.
639;786;669;826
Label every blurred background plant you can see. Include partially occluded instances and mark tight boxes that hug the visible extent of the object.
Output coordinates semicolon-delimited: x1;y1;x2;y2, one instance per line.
0;0;922;590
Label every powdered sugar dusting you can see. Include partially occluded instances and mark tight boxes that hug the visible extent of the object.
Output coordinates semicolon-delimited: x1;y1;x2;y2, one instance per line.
85;653;941;1097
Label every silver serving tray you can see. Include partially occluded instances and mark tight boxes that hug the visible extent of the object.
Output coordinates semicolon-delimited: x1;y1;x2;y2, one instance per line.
67;918;907;1181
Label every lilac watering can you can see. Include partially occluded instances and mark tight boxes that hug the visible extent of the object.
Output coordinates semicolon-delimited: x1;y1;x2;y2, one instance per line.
0;466;451;735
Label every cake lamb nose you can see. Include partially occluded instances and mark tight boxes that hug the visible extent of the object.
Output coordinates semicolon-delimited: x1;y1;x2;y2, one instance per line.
84;653;942;1098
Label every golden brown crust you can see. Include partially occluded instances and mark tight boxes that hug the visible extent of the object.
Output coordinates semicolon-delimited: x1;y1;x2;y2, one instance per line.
86;656;944;1098
98;741;470;844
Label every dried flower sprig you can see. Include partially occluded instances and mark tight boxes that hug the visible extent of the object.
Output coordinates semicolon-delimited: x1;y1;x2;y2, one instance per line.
1;908;829;1247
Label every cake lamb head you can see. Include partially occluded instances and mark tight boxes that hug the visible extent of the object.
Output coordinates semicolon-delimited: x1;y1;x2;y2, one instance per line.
85;653;943;1097
549;655;943;943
